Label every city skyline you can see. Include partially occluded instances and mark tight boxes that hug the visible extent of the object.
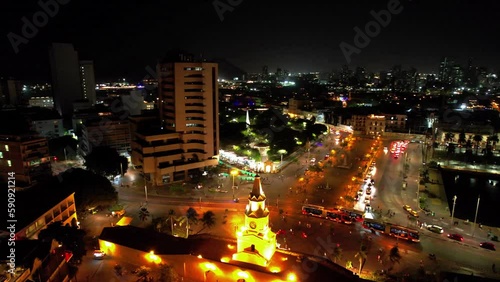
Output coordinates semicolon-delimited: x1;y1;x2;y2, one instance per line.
1;0;500;81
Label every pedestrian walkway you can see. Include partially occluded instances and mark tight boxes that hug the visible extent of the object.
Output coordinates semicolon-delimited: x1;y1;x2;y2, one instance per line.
422;169;499;242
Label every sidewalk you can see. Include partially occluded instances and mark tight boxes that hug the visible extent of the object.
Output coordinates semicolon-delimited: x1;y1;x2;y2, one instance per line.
423;169;498;242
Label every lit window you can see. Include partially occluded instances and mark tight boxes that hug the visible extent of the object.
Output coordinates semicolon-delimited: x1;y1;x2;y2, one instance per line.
8;160;12;167
5;145;9;151
0;152;2;158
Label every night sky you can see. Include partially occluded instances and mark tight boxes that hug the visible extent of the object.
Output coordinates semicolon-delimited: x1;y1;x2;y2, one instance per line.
1;0;499;81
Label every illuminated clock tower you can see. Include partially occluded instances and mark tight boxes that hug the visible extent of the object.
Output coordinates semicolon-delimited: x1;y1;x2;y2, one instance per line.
232;175;276;267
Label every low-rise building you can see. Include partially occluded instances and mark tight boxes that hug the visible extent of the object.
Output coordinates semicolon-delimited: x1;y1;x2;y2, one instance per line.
0;240;74;282
28;96;54;109
351;114;386;136
0;187;78;240
0;135;51;186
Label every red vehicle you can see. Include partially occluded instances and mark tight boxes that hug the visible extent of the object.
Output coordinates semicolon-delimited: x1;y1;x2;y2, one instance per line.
301;232;308;238
447;233;464;241
479;242;496;251
276;229;286;236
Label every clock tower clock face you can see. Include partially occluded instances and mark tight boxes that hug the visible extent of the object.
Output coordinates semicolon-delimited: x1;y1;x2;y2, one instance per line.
249;221;257;229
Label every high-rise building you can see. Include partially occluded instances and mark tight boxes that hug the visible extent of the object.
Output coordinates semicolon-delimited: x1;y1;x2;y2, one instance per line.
131;51;219;185
79;60;97;105
438;57;454;84
0;77;22;106
49;43;83;118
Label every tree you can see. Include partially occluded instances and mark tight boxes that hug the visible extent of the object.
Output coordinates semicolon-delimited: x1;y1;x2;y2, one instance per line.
330;244;342;263
355;250;367;273
58;168;118;211
139;207;150;221
186;207;199;225
38;221;86;260
444;132;455;142
198;211;216;233
473;134;483;155
458;131;466;146
158;263;179;282
389;246;401;264
84;146;128;176
490;135;499;149
136;266;151;281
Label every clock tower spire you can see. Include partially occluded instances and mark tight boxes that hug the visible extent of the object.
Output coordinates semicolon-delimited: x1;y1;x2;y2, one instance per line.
232;175;276;267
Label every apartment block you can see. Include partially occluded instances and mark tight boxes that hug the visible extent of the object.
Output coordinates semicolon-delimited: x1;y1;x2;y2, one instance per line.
385;114;407;132
80;117;131;156
131;51;219;185
0;135;51;185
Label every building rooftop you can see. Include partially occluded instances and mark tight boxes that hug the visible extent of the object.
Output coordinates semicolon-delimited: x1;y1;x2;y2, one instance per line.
99;226;368;282
0;183;74;232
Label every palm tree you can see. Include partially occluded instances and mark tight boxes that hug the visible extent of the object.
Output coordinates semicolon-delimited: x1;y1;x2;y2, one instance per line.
197;211;216;233
139;207;150;221
444;132;455;143
186;207;199;225
355;250;367;274
490;135;499;149
136;266;151;281
158;263;179;282
389;246;401;264
458;131;466;145
330;244;342;263
473;134;483;155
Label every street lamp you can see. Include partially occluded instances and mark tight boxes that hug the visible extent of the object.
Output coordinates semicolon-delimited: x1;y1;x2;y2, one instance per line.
278;149;287;169
231;169;238;200
416;180;420;209
472;195;480;237
450;195;457;225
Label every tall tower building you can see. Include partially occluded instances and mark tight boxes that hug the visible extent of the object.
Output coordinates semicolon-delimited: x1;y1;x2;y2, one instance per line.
0;77;22;106
79;60;97;105
233;176;277;267
438;57;454;84
157;51;219;157
49;43;83;118
131;50;219;185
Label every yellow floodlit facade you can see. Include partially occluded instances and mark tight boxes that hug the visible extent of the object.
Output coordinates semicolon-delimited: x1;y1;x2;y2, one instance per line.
232;176;277;267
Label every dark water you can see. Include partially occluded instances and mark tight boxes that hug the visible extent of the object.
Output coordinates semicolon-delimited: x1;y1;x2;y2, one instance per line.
441;169;500;227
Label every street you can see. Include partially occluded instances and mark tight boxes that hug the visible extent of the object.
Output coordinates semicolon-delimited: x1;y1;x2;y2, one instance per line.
73;132;500;281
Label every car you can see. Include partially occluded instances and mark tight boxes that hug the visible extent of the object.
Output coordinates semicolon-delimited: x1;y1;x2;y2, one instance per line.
447;234;464;241
276;229;286;236
427;225;443;234
409;210;419;218
479;242;496;251
93;250;106;259
358;189;364;195
310;158;316;163
301;232;308;238
403;205;412;212
366;189;372;195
